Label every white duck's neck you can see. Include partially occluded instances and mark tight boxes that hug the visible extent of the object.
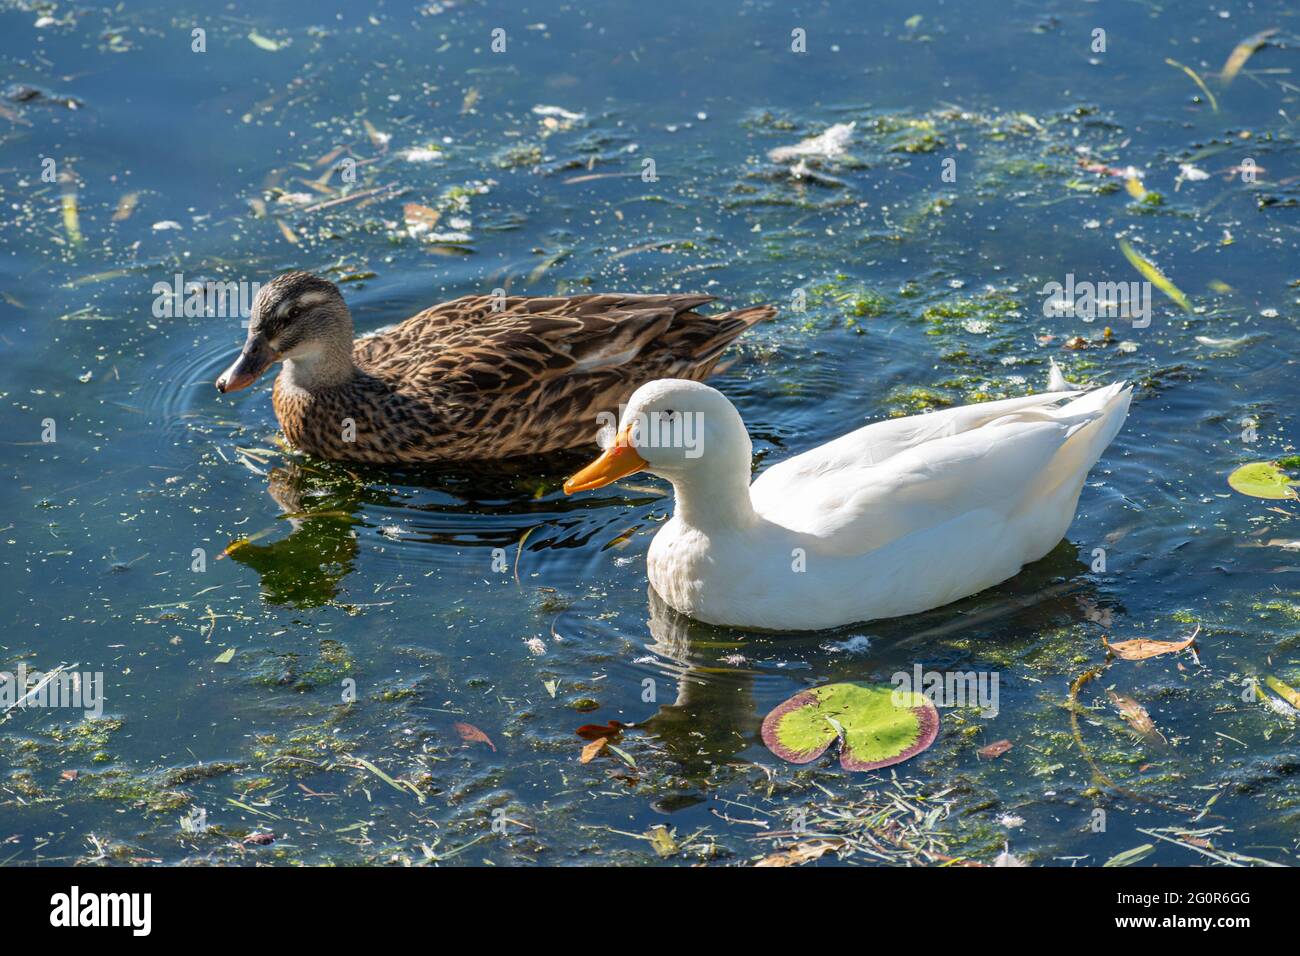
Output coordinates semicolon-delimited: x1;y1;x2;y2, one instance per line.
661;438;757;533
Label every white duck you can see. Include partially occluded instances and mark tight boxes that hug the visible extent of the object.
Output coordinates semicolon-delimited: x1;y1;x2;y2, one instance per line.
564;375;1131;631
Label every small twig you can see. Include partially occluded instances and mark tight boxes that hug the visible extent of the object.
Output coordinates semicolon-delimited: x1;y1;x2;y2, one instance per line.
302;183;406;213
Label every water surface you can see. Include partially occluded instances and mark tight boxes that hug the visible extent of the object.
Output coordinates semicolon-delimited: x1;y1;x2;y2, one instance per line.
2;0;1299;865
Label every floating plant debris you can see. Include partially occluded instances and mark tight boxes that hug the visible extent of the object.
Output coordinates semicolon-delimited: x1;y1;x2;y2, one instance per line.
768;122;856;164
1119;240;1191;314
1103;626;1199;661
1220;28;1278;85
1227;461;1299;500
761;682;939;771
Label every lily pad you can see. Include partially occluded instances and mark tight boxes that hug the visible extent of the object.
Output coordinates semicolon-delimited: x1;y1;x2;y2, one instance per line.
1228;461;1299;500
761;682;939;771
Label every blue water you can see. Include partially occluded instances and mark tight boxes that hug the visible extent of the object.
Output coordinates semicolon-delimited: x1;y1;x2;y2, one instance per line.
1;0;1299;865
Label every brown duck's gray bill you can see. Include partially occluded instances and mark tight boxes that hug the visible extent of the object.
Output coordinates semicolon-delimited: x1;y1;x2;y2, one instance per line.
215;335;278;393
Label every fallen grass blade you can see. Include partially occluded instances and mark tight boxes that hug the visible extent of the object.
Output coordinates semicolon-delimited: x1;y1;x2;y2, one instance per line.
1164;58;1219;113
1104;843;1156;867
1120;239;1192;314
1221;28;1278;85
0;663;77;723
342;756;425;802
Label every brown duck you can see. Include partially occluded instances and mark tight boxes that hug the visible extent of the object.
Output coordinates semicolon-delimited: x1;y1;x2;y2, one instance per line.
215;272;774;462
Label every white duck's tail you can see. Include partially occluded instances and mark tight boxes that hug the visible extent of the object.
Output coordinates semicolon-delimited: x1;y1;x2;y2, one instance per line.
1047;357;1070;392
1042;381;1132;499
1006;380;1131;563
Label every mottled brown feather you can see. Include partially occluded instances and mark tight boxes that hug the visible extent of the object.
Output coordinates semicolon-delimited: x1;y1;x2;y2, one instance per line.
272;293;775;462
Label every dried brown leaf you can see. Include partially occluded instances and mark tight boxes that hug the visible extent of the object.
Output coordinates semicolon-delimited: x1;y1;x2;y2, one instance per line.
454;721;496;752
575;720;627;741
403;202;441;230
1108;690;1165;743
755;839;843;867
1104;626;1199;661
977;739;1013;760
579;738;607;764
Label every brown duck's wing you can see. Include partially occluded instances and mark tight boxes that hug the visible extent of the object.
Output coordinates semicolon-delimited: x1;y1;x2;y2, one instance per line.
355;293;773;391
336;295;775;458
354;292;715;366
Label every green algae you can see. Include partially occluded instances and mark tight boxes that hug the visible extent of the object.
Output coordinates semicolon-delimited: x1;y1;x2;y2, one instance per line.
46;716;123;754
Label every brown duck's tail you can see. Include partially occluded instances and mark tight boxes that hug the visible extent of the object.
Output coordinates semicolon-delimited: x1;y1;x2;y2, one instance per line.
688;303;778;364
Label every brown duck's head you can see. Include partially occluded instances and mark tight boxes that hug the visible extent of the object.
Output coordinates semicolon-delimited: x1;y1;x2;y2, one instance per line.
216;272;353;393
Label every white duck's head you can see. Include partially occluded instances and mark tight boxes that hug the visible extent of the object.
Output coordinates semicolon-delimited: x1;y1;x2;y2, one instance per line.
563;379;753;497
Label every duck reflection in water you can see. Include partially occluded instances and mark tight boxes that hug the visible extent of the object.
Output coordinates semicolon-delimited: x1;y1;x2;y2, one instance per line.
223;465;362;607
225;456;589;607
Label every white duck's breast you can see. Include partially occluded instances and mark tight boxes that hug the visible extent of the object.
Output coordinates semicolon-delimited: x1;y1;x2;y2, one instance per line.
649;507;1036;631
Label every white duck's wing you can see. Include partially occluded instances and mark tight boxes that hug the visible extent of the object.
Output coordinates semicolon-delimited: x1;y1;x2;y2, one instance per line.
749;384;1131;557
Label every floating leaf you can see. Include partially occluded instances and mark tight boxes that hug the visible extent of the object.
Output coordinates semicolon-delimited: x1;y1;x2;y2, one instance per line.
1104;626;1199;661
59;172;81;246
978;739;1013;760
993;845;1027;867
213;647;235;664
247;31;282;52
576;720;627;741
363;119;390;151
403;202;441;233
1124;176;1149;201
1221;28;1278;85
579;738;607;764
1119;239;1191;314
605;743;637;768
755;839;843;867
761;681;939;772
112;192;138;222
1108;690;1165;743
646;825;678;858
454;721;496;752
1228;461;1298;500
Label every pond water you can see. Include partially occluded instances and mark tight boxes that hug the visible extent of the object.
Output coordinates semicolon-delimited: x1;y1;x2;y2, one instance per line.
2;0;1299;866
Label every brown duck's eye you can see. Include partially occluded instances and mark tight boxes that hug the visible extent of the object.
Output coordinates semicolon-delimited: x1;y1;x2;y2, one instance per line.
286;305;303;320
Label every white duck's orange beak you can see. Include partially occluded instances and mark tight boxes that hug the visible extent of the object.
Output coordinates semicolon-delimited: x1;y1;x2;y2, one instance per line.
563;427;647;494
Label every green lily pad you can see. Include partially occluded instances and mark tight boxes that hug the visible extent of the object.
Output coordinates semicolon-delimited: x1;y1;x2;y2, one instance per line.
761;682;939;772
1228;461;1299;500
